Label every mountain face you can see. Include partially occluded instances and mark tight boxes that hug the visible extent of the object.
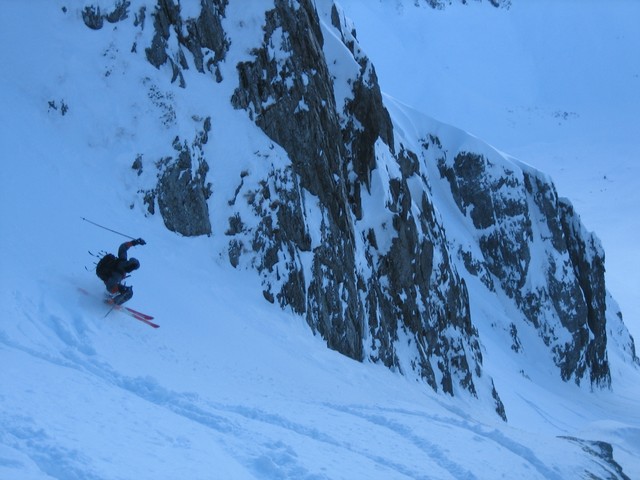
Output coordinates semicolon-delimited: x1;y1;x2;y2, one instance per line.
416;0;511;9
80;0;636;417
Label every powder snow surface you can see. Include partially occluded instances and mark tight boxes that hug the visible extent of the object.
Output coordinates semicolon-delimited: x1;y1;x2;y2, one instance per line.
1;1;639;479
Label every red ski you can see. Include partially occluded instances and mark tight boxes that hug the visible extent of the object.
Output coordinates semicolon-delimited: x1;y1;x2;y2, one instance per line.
105;300;159;328
123;305;154;320
78;287;159;328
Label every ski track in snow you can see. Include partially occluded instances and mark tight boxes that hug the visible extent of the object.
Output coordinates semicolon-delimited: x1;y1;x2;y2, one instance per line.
321;404;478;480
0;316;578;480
323;403;568;480
2;282;638;478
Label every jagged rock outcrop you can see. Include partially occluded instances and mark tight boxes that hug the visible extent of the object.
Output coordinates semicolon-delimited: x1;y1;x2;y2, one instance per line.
230;0;365;360
232;0;350;223
436;146;611;386
558;198;610;386
228;0;491;407
140;117;213;236
82;0;226;236
330;4;395;220
421;0;511;9
82;0;130;30
78;0;636;414
438;151;532;299
145;0;229;85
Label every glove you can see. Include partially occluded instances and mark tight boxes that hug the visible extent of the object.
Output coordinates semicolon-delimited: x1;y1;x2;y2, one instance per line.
133;238;146;246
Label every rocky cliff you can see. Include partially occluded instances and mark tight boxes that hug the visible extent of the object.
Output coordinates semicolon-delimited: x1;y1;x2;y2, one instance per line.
79;0;636;418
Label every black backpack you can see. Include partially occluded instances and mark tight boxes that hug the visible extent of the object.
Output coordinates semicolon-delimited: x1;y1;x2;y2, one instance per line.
96;254;118;281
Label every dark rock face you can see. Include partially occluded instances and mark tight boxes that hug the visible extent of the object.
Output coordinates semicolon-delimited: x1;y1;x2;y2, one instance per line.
156;143;212;237
140;0;227;234
362;176;482;396
82;0;130;30
558;199;610;386
421;0;511;9
81;0;226;236
229;0;488;405
438;152;532;298
142;118;213;237
145;0;229;86
79;0;632;410
230;0;365;360
232;0;348;222
330;3;395;221
437;147;611;387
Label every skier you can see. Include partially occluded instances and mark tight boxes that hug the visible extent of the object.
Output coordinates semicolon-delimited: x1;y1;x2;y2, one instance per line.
96;238;146;305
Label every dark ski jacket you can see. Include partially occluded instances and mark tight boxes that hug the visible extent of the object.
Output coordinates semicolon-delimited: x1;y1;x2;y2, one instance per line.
104;241;140;293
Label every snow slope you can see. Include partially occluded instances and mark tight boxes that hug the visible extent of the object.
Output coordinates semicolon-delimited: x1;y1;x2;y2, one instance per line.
1;1;639;478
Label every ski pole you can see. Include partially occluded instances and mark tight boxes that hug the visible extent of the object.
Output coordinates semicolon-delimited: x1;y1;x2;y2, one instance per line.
81;217;136;240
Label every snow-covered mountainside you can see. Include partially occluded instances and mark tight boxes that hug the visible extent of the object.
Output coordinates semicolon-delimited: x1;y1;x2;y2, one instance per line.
110;0;637;396
1;0;639;478
338;0;640;346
